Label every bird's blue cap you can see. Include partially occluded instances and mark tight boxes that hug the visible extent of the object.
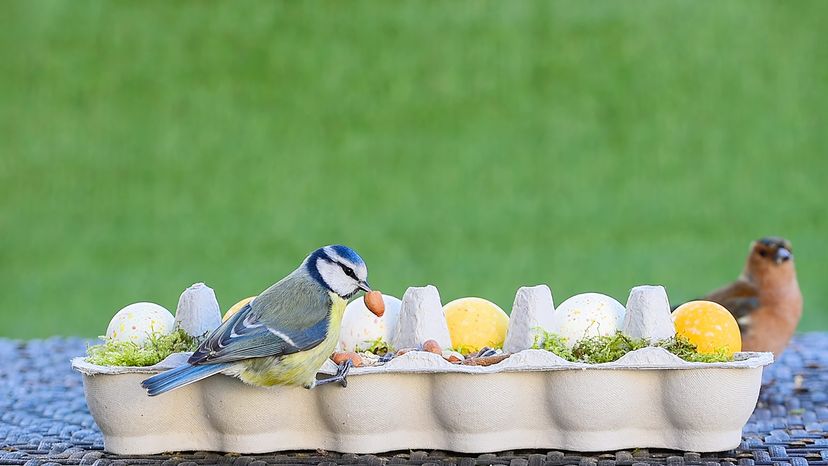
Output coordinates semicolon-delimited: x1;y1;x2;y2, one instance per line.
327;245;364;265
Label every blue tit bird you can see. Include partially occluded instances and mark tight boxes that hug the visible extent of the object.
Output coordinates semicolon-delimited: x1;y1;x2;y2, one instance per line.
141;245;374;396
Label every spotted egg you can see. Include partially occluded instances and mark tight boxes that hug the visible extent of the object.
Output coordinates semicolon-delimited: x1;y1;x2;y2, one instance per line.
106;302;175;345
672;300;741;356
551;293;625;348
339;294;401;352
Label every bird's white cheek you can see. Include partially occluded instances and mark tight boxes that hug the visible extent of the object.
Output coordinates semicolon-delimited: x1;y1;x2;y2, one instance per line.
316;259;357;297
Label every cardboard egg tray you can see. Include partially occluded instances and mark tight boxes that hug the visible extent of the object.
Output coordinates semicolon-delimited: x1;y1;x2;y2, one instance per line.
71;347;771;454
74;284;773;454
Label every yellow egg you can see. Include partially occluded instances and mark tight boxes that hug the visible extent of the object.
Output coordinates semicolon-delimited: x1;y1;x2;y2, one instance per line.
672;300;741;356
224;296;256;322
443;297;509;354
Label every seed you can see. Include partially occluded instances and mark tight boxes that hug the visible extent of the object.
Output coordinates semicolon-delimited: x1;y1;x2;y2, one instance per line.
331;351;363;368
422;339;443;355
364;291;385;317
461;353;511;367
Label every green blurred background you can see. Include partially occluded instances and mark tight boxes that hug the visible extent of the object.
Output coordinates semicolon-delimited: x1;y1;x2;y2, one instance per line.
2;1;826;339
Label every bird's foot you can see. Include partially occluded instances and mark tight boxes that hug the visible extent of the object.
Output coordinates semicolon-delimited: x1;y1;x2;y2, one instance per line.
316;359;352;388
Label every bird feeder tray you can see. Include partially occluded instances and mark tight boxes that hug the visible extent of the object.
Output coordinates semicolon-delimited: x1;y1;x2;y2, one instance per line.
71;348;772;455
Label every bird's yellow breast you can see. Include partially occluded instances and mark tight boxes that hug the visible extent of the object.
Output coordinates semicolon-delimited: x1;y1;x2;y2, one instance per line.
238;292;347;388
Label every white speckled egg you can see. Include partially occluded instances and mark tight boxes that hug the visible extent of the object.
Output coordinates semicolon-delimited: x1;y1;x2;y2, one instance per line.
551;293;625;348
338;294;401;352
106;302;175;345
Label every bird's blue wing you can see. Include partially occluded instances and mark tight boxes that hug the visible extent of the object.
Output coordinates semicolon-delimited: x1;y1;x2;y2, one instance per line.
188;275;332;365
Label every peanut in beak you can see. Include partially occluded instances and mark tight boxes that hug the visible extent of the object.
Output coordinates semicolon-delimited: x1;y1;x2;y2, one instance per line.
364;290;385;317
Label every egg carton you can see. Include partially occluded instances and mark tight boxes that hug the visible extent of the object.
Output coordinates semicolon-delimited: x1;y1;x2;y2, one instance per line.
72;347;771;455
75;283;771;454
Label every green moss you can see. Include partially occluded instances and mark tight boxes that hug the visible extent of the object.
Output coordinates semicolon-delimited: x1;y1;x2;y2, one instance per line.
86;329;198;366
355;336;394;355
572;333;650;364
655;335;732;363
532;330;733;364
531;330;574;361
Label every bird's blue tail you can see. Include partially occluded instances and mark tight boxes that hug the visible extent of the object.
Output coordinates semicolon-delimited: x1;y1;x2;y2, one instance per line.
141;363;228;396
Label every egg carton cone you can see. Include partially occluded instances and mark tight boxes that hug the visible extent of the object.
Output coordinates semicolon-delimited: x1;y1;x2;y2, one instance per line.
72;346;771;454
622;285;677;341
174;282;222;340
391;285;452;349
503;285;555;353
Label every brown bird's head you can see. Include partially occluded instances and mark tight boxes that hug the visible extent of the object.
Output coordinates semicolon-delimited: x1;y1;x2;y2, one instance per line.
751;237;793;264
744;237;796;281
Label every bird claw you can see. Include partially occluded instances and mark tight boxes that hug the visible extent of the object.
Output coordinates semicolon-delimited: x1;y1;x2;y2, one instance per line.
316;359;352;388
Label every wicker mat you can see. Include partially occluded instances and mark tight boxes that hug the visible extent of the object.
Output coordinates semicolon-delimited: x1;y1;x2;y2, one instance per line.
1;334;826;466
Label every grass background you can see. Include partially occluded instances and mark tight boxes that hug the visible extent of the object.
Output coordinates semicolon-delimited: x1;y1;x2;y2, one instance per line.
1;1;826;339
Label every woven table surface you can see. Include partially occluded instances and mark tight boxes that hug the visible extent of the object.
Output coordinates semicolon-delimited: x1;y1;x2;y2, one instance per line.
1;334;827;466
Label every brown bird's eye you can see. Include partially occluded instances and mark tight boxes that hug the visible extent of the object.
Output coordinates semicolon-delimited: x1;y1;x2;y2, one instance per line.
758;250;768;257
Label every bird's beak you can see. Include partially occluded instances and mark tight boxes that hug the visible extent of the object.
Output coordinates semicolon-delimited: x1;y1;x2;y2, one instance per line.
358;281;373;293
775;247;792;264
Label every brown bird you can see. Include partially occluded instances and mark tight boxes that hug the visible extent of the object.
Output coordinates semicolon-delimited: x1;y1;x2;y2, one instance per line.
703;237;802;357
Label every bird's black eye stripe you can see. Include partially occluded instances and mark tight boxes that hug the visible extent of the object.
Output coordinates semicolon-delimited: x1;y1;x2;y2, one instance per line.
338;262;357;279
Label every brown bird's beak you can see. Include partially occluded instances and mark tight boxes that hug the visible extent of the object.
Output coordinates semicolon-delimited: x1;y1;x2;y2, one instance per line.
775;247;792;264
